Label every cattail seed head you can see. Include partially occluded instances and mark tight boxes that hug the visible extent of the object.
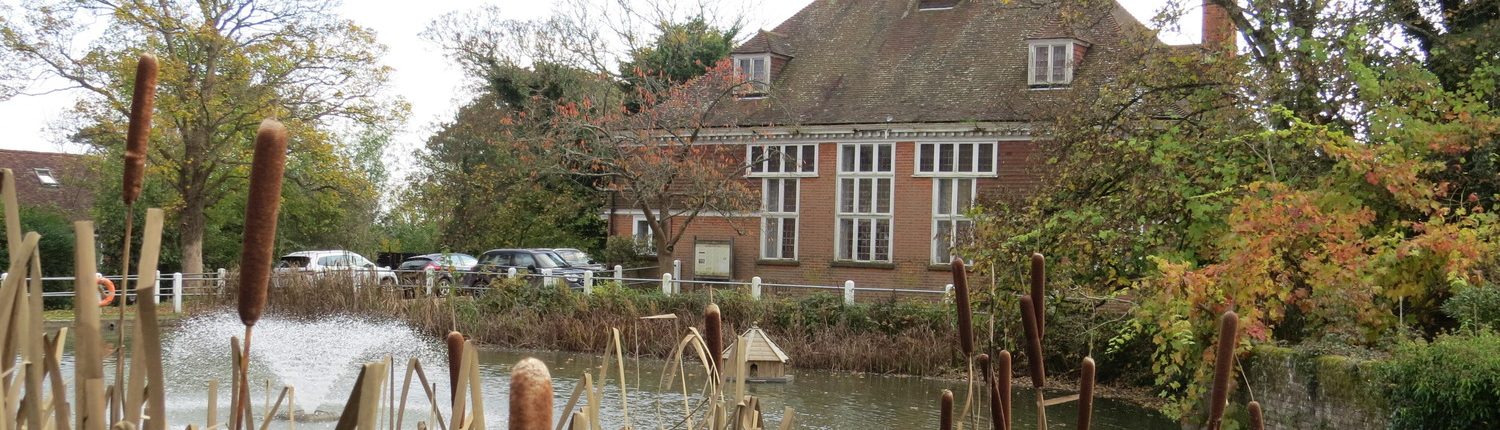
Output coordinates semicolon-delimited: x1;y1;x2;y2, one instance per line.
1019;296;1045;388
446;331;464;399
1029;252;1045;340
705;303;723;374
509;358;553;430
952;258;974;357
977;353;991;384
1247;401;1265;430
939;389;953;430
122;54;158;205
1078;357;1096;430
236;119;288;328
997;350;1012;430
1207;311;1240;430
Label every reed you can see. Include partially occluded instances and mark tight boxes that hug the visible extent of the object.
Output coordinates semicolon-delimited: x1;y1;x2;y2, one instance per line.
1206;311;1239;430
445;331;464;400
1018;297;1044;387
1077;357;1096;430
509;358;553;430
996;350;1011;430
987;378;1004;430
235;119;288;430
1029;253;1045;339
939;389;953;430
976;353;991;383
121;53;158;206
705;303;723;375
1247;400;1264;430
73;222;106;430
952;259;974;357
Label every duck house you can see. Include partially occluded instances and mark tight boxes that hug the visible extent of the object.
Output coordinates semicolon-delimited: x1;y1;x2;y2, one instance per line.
722;326;792;382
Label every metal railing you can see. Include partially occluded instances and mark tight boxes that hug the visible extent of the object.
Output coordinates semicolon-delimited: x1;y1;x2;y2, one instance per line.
0;269;230;313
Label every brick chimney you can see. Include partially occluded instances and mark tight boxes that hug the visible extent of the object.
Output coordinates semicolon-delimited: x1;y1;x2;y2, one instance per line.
1202;0;1235;54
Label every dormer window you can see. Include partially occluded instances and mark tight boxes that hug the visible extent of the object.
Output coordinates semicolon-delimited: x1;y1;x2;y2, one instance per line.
917;0;960;10
1028;39;1078;87
733;53;771;97
33;168;59;187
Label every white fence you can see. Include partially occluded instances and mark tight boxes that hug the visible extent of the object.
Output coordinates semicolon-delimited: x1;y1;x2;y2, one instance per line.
3;258;953;310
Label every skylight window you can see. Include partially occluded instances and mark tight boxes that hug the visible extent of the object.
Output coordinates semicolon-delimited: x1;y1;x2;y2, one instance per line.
34;168;59;187
918;0;960;10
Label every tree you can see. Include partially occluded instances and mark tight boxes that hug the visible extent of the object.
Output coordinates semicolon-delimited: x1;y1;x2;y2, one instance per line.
1;0;404;274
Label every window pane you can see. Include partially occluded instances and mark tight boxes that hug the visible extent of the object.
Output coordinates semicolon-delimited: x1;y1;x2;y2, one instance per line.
1052;44;1067;82
801;145;816;172
958;143;974;172
766;146;781;172
957;179;973;213
939;143;954;172
839;219;854;260
1034;46;1049;82
782;145;797;172
764;219;779;259
739;58;750;77
781;218;797;258
978;143;994;172
842;145;855;171
858;144;873;172
919;143;934;172
750;146;764;172
840;178;855;212
765;179;781;211
877;178;891;213
753;58;767;81
856;220;871;261
935;220;953;263
857;178;872;213
937;179;952;215
783;179;797;212
878;144;892;172
874;219;891;261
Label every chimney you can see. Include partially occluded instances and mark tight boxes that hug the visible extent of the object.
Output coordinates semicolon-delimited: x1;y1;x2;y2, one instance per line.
1202;0;1235;54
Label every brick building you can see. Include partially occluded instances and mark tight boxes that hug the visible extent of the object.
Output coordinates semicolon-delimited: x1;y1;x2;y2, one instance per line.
0;149;96;220
606;0;1227;290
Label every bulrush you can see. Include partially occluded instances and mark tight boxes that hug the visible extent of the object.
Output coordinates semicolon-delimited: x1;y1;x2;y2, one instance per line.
997;350;1012;430
509;358;553;430
446;331;464;399
1030;253;1045;339
1078;357;1096;430
1018;296;1045;387
952;259;974;357
988;378;1005;430
939;389;953;430
236;119;288;328
121;54;158;206
976;353;991;383
705;303;723;375
1247;401;1265;430
1207;311;1240;430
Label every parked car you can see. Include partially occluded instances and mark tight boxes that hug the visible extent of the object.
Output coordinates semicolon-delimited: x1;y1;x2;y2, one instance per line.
533;248;606;272
395;253;478;295
274;250;397;288
464;248;585;290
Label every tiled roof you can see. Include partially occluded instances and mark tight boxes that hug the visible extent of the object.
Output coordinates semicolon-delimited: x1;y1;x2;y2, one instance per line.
0;149;96;220
722;327;790;363
721;0;1154;126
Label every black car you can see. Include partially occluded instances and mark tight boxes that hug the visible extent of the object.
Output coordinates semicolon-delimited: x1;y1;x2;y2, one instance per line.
395;252;478;295
532;248;606;272
463;249;586;289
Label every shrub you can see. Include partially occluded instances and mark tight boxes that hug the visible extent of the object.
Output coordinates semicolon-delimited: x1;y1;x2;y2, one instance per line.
1375;332;1500;429
1442;286;1500;332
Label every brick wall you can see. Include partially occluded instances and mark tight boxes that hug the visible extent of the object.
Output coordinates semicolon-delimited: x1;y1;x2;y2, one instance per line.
608;139;1039;292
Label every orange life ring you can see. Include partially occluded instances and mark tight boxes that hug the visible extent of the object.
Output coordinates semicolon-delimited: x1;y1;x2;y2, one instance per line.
97;275;117;306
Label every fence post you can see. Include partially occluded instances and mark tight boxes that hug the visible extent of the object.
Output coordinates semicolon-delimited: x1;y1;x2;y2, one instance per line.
751;276;762;300
507;267;518;279
217;268;228;290
541;268;554;287
843;280;855;305
583;270;594;295
672;259;682;293
172;272;184;313
424;268;435;297
661;273;673;295
614;265;623;283
153;270;162;304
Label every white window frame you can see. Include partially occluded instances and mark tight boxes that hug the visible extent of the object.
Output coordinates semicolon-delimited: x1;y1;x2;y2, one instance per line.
931;178;977;264
747;143;818;177
914;142;998;177
631;215;656;255
835;143;895;263
33;168;59;187
760;178;800;260
1028;39;1076;87
733;53;772;96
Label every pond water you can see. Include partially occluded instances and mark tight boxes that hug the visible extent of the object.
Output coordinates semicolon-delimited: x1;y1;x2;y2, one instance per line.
54;312;1177;429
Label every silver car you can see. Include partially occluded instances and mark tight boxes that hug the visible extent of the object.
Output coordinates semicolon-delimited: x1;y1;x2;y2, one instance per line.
274;250;397;288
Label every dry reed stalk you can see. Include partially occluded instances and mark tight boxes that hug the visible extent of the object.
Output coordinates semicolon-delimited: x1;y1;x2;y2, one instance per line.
124;209;167;430
1018;296;1046;429
1247;401;1264;430
705;303;723;375
229;338;244;430
72;222;106;430
939;390;953;430
568;412;589;430
509;358;553;430
1029;253;1045;340
952;259;974;357
445;331;463;401
1206;311;1239;430
996;350;1011;430
1077;357;1095;430
207;380;218;430
44;328;73;430
777;407;795;430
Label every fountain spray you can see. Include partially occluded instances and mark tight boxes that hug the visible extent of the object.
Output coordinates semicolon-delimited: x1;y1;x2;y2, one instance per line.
234;119;288;430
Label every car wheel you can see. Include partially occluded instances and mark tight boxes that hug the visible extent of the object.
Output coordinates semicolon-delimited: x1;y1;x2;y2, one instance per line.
434;276;453;297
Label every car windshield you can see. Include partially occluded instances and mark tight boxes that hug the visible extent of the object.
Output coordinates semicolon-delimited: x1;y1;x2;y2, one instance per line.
398;258;432;271
535;252;568;269
555;250;590;264
277;256;310;269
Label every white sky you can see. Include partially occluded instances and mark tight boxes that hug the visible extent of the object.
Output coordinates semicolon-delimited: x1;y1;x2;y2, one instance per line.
0;0;1193;171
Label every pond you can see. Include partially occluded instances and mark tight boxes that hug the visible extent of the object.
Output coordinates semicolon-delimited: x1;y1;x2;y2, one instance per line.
55;312;1177;429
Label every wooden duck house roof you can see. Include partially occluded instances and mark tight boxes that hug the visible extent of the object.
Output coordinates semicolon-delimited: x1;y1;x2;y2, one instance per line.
721;327;790;363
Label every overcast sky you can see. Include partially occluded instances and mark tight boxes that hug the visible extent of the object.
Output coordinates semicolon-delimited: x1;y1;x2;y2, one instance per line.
0;0;1193;167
